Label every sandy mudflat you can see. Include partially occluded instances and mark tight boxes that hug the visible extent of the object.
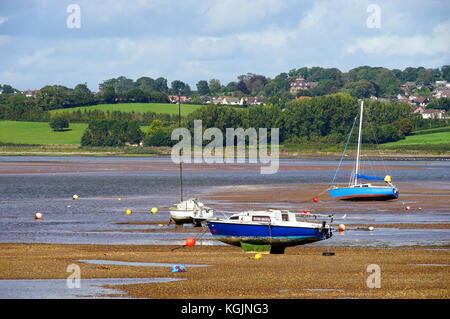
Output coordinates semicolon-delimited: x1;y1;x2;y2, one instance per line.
202;182;450;216
0;243;448;299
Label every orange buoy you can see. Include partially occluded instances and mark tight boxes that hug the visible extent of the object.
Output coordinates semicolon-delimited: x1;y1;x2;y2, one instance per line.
35;212;42;220
338;224;346;232
313;196;319;203
185;237;196;247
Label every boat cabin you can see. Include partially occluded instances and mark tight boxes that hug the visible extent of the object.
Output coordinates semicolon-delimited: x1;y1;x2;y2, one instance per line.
227;209;327;224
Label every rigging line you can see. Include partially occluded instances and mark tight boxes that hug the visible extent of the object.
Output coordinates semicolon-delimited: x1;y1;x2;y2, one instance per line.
330;115;358;186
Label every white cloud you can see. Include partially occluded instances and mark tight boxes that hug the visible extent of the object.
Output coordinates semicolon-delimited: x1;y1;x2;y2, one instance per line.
18;48;55;65
202;0;288;32
0;16;8;25
345;20;450;55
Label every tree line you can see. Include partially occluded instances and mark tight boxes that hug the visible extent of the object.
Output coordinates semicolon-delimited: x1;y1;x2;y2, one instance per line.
78;93;423;147
1;65;449;122
180;93;420;146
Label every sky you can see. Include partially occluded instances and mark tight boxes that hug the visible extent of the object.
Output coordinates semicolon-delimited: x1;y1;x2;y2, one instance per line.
0;0;449;91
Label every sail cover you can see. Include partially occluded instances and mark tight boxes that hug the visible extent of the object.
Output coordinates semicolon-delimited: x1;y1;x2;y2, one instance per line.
356;174;384;181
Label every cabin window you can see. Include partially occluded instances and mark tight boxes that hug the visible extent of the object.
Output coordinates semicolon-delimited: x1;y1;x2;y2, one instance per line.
230;216;239;220
282;213;289;221
252;216;271;222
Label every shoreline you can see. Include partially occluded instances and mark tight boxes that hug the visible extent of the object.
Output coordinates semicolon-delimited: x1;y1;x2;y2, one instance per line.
0;243;448;299
0;146;449;160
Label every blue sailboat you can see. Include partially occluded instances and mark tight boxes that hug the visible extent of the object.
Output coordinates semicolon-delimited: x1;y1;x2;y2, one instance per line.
329;100;399;201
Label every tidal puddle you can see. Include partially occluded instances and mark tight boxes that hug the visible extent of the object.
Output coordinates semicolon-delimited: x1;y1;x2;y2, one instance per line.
0;277;185;299
76;259;210;268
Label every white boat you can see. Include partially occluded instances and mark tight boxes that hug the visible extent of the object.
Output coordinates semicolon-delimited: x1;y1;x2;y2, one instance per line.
169;93;214;226
170;198;214;226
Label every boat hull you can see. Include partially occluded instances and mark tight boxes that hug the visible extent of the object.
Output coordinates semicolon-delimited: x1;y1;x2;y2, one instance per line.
206;221;331;248
170;210;209;225
329;186;398;201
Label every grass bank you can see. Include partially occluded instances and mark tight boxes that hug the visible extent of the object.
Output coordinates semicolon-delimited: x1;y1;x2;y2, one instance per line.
0;121;149;145
49;102;204;116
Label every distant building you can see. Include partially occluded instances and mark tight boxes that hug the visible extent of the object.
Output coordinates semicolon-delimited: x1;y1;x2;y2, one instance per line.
22;89;39;97
222;97;242;105
242;96;267;105
434;80;448;87
295;96;313;101
290;76;317;94
432;87;450;99
413;106;425;115
168;95;192;103
421;109;446;119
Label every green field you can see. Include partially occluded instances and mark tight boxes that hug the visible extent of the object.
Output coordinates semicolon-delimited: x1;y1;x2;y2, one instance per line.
50;103;204;116
0;121;149;145
383;131;450;146
0;121;88;145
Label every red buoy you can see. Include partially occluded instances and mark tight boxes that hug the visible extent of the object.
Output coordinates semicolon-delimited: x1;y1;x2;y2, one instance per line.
313;196;319;203
186;238;196;247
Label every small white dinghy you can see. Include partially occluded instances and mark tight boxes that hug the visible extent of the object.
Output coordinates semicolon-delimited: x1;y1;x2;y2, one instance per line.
170;198;214;226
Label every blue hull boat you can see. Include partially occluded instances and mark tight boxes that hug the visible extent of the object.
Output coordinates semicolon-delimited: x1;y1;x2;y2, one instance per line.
207;210;333;254
329;100;399;201
329;185;398;201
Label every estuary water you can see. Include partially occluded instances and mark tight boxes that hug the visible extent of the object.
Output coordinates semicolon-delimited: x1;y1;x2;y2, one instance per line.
0;156;449;247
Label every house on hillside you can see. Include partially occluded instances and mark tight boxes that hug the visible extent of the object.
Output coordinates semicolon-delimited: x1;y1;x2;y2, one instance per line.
22;89;39;97
413;106;425;115
434;80;448;87
199;95;211;104
415;97;429;107
289;76;317;94
168;95;192;103
222;97;242;105
242;96;267;105
295;96;313;101
421;109;446;119
432;87;450;99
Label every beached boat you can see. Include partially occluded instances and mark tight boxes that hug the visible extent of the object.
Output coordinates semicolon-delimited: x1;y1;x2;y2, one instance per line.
329;100;398;201
169;92;214;226
170;198;214;226
206;210;333;254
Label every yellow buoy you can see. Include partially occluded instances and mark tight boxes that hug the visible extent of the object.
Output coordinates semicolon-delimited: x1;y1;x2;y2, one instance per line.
126;209;132;215
254;253;262;260
338;224;346;232
384;175;392;183
72;194;79;200
151;207;158;214
118;198;121;201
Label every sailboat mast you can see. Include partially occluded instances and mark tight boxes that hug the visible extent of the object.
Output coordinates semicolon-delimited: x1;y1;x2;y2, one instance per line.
354;100;364;186
178;90;183;202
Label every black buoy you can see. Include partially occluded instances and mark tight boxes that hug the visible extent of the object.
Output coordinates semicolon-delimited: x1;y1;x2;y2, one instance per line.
322;252;335;256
